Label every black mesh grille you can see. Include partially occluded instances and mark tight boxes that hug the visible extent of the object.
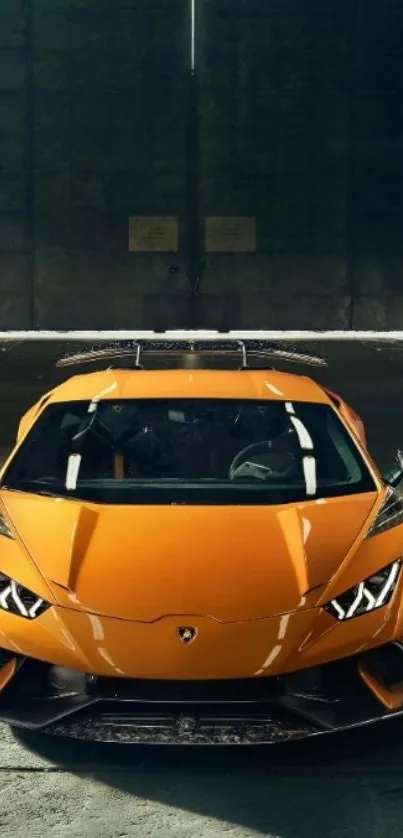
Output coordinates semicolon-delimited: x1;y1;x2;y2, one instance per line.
90;675;285;704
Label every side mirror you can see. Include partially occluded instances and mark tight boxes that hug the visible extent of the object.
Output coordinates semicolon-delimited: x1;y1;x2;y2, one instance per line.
385;449;403;488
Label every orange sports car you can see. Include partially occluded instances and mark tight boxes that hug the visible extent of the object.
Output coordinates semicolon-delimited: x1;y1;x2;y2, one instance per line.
0;337;403;745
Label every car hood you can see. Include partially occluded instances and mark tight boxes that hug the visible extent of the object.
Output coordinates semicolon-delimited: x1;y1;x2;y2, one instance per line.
1;490;378;622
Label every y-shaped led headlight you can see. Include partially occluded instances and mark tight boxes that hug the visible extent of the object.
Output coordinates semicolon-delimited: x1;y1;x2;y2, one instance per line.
324;560;402;622
0;512;50;618
0;574;50;620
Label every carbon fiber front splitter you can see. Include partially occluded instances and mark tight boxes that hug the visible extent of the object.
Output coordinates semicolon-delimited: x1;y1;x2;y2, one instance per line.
42;707;317;745
39;705;403;745
2;650;403;744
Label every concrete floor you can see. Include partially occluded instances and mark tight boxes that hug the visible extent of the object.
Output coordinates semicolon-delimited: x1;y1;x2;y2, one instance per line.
2;337;403;837
4;721;403;838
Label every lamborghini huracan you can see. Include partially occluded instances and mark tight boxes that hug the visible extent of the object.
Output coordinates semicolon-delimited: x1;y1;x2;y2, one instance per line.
0;337;403;745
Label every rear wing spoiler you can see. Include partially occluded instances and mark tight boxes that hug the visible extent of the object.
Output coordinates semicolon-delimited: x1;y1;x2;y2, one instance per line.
56;337;327;370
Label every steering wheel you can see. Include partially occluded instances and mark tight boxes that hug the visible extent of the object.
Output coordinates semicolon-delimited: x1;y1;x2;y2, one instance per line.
229;441;296;480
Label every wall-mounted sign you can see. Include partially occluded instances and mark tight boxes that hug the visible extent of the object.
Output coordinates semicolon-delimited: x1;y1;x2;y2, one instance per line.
205;216;256;252
129;216;179;252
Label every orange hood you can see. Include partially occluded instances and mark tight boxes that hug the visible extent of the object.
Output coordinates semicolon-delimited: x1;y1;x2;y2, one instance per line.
1;491;378;623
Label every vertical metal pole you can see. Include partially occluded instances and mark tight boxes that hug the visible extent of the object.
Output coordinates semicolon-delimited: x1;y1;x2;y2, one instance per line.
186;0;202;327
24;0;36;328
346;0;359;329
190;0;196;73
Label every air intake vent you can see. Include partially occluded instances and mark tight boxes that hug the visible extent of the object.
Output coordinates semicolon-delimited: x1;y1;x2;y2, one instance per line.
0;648;15;668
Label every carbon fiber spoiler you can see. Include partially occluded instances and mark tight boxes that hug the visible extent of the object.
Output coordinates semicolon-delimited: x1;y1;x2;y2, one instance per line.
56;338;327;370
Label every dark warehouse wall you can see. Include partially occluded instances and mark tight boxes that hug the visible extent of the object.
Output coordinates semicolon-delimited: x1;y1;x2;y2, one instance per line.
0;0;190;329
0;0;402;330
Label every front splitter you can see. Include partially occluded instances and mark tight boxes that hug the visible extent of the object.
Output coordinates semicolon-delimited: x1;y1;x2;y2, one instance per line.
4;650;403;745
38;703;403;745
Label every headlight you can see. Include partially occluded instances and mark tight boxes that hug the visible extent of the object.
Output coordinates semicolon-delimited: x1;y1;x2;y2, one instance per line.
324;560;402;622
0;513;13;540
366;487;403;538
0;574;50;620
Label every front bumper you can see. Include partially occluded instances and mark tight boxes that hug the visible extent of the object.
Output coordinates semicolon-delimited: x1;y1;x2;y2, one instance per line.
2;645;403;744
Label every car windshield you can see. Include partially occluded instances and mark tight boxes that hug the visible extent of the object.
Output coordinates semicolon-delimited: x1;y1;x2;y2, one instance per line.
1;399;376;505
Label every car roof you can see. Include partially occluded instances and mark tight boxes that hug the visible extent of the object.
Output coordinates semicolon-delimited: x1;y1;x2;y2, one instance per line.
47;368;331;405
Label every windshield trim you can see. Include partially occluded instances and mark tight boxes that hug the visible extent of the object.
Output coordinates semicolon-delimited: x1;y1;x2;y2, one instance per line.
1;483;378;507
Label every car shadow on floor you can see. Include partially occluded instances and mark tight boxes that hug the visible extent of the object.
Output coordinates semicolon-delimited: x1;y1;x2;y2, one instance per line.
12;718;403;838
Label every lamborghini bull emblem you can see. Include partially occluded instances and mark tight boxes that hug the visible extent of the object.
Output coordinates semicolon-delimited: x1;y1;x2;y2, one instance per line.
177;626;198;644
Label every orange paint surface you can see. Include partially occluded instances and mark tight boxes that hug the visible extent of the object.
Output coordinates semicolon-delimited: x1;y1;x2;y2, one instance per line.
0;367;399;686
